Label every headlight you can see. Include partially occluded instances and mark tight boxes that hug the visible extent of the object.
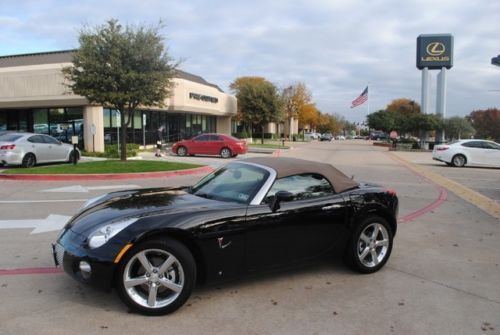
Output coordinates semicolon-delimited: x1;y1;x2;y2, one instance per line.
88;218;138;249
81;194;108;210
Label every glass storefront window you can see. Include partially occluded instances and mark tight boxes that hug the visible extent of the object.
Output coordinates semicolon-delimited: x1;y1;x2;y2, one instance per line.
103;109;111;128
134;112;142;129
33;109;48;134
111;110;121;127
0;111;6;131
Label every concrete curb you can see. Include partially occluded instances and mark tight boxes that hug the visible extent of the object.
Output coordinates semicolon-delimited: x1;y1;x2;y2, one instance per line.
0;165;214;181
389;152;500;219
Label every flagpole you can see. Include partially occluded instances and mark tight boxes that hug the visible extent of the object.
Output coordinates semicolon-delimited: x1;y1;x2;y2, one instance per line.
367;82;370;115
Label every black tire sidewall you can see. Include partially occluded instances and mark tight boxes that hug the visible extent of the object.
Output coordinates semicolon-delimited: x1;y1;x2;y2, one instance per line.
345;215;393;274
22;154;36;168
177;146;187;156
115;237;196;315
220;147;231;158
452;154;465;167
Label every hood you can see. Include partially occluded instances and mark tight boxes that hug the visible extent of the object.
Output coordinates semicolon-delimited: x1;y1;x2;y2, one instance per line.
66;187;217;235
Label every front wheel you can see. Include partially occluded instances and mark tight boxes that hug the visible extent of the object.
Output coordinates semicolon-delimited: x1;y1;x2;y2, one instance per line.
345;215;393;274
116;238;196;315
177;146;187;157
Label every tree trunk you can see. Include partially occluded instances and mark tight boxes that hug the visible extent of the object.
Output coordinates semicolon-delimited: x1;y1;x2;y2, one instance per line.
120;110;127;161
261;124;265;144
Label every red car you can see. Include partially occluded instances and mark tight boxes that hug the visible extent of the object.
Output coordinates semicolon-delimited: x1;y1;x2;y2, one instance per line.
172;133;248;158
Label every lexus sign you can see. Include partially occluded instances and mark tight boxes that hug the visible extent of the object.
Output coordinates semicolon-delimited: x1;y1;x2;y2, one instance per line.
417;34;454;69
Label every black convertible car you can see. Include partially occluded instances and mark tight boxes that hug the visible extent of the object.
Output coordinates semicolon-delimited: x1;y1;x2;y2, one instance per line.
52;157;398;315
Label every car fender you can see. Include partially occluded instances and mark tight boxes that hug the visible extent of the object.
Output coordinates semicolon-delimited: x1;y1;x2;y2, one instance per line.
348;201;397;237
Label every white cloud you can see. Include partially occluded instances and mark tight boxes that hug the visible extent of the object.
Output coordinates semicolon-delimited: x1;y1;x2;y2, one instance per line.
0;0;498;122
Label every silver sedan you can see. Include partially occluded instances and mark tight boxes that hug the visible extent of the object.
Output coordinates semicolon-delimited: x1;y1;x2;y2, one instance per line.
0;132;80;168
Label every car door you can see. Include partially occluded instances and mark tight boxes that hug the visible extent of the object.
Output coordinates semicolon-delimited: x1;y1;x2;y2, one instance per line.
244;173;348;272
460;141;485;165
191;204;248;283
42;135;67;162
26;135;51;163
208;135;224;155
191;134;210;154
480;141;500;166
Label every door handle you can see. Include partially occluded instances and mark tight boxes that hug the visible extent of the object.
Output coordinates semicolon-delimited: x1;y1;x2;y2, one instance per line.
322;204;341;210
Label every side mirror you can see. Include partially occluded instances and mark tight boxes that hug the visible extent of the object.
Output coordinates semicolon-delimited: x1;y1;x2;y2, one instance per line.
270;190;294;212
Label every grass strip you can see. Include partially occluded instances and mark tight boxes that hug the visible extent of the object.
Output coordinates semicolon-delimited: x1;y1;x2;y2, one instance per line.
2;160;203;175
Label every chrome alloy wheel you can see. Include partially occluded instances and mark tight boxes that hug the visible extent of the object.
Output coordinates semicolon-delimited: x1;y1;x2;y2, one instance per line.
220;148;231;158
357;223;390;268
452;155;466;167
123;249;184;309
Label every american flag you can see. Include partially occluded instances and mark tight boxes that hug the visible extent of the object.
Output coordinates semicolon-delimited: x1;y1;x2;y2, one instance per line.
350;86;368;108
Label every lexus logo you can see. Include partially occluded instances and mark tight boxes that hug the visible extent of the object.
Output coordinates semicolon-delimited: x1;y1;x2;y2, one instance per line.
426;42;446;56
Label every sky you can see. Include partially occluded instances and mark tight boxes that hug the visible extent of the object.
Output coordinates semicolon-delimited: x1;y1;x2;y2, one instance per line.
1;0;499;123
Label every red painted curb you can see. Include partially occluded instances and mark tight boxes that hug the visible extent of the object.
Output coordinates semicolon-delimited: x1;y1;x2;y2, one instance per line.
398;186;447;223
0;267;63;276
0;166;214;181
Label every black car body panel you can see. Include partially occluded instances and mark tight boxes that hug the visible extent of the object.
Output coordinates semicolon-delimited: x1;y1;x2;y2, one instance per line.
55;159;398;313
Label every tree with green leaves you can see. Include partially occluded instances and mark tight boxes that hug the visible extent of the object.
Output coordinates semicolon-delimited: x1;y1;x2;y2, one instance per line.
444;116;475;140
366;110;395;133
63;19;177;160
230;77;283;143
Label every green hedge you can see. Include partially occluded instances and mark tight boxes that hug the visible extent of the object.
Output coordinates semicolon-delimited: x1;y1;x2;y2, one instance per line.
82;144;139;158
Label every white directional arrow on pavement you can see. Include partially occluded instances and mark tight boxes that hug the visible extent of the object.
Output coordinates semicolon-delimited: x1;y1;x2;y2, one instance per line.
41;185;140;193
0;214;72;234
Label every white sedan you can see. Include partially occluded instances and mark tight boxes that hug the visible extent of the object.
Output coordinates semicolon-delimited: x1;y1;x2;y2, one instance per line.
0;132;80;168
432;139;500;167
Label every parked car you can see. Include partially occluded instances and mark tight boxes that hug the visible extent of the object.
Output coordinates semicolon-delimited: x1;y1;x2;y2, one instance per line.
304;132;321;140
432;139;500;167
320;133;333;141
0;132;80;168
172;133;247;158
52;157;398;315
369;131;388;140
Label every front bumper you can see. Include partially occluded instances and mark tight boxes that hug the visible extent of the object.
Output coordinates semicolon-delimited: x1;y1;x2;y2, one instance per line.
53;229;117;290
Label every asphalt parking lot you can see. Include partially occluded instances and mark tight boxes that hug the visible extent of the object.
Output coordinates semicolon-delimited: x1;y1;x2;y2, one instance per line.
0;140;499;335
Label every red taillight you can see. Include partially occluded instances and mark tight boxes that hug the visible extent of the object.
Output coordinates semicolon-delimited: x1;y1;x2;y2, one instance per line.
436;146;449;151
384;187;397;196
0;144;15;150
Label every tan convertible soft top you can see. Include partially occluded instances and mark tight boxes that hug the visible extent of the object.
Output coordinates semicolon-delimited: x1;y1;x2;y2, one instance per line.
242;157;359;193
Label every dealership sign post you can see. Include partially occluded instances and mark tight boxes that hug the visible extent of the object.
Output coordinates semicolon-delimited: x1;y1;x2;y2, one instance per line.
417;34;454;143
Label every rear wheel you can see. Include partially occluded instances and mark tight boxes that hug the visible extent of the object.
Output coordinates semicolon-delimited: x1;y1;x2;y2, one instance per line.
220;147;232;158
22;153;36;168
115;238;196;315
177;146;187;157
345;215;393;273
451;154;466;167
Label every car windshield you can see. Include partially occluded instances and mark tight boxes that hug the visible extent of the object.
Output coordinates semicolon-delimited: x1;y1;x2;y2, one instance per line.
190;162;269;204
0;134;23;142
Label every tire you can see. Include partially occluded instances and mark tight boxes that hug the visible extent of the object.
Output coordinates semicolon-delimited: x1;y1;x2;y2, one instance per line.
67;150;79;164
22;153;36;168
115;237;196;316
451;154;466;167
220;147;232;159
344;215;393;274
177;146;187;157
